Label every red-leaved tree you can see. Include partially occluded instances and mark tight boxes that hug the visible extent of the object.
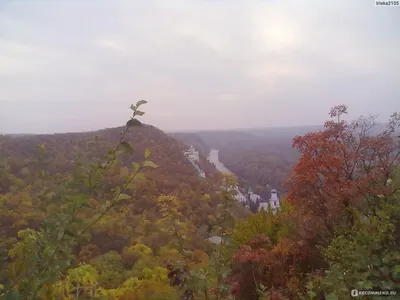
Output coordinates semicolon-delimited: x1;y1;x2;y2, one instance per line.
285;105;400;238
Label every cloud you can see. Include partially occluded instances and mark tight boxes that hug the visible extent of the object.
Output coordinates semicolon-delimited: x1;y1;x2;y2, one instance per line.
0;0;399;133
97;39;127;53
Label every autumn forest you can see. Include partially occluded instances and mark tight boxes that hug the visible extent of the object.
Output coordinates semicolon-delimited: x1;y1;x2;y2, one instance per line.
0;101;399;300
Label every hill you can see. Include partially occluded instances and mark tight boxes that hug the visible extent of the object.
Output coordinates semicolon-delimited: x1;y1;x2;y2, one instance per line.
172;125;323;150
0;120;249;286
1;125;221;188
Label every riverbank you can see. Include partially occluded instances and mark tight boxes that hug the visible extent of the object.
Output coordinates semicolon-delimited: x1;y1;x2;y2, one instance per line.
207;148;247;203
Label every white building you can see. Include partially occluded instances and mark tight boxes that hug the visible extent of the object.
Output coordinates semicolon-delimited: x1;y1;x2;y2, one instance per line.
234;187;247;203
184;144;200;163
270;189;280;210
183;145;206;178
247;186;261;203
259;189;280;213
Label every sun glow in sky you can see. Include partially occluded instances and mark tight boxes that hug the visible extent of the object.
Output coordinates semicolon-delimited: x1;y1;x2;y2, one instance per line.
0;0;399;133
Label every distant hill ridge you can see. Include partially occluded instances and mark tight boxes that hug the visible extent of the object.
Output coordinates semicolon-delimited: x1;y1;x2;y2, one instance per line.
171;122;394;150
0;124;221;184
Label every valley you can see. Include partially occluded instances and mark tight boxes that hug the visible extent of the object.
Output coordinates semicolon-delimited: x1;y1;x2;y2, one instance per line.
173;127;300;200
1;102;399;300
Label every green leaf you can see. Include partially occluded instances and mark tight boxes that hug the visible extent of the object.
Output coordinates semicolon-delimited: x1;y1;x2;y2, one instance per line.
136;100;147;107
143;160;158;168
115;186;121;195
325;294;338;300
134;110;145;116
135;173;145;180
126;182;136;189
103;200;112;209
117;193;131;201
130;104;137;111
145;148;151;159
120;141;133;154
66;194;90;208
132;162;140;171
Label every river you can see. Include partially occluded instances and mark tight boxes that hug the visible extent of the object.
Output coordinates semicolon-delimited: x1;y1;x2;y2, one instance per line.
207;148;247;203
207;149;233;174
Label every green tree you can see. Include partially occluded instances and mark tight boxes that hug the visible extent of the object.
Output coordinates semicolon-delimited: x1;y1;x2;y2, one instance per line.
66;263;99;298
308;192;400;300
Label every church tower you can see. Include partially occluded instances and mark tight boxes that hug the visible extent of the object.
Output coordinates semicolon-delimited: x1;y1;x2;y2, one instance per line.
269;189;280;211
247;185;253;196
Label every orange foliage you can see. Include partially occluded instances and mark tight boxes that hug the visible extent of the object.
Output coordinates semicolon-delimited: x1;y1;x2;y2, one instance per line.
285;106;400;235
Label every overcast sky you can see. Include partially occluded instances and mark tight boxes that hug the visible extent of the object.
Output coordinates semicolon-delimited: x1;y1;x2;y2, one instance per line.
0;0;399;134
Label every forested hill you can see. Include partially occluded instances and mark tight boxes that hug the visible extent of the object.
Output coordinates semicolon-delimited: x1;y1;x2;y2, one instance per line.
1;124;219;184
0;123;238;221
0;120;250;290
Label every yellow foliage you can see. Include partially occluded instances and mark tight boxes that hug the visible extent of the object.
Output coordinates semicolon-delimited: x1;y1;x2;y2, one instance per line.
65;263;99;298
123;277;141;289
38;281;69;300
158;247;183;262
233;209;277;245
141;266;169;283
119;280;179;300
157;195;182;219
132;243;153;256
97;287;128;299
8;229;41;281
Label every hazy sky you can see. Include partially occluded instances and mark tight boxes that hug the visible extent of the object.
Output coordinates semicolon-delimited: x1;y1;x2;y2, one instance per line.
0;0;399;134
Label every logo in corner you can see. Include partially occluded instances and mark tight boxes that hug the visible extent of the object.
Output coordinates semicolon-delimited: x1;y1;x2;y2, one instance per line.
351;289;359;297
